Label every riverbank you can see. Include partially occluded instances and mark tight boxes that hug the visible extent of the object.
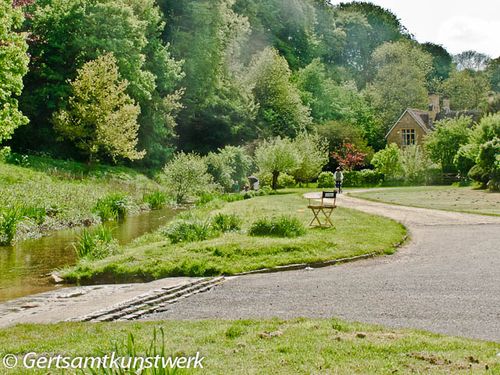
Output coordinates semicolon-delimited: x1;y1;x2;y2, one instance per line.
62;190;407;283
0;155;162;243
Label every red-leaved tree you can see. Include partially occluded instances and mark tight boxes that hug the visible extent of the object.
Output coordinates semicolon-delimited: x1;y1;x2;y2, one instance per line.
331;143;367;171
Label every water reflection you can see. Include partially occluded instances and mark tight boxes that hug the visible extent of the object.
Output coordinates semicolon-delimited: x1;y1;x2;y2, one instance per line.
0;207;175;302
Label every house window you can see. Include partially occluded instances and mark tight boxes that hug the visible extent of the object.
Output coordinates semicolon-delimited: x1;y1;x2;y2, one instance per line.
401;129;416;146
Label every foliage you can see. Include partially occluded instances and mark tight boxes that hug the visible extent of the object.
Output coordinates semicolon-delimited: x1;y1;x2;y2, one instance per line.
425;116;472;172
343;169;384;187
0;207;21;245
477;138;500;191
277;173;296;188
162;218;214;244
486;57;500;92
420;42;453;82
442;70;490;111
249;215;306;238
254;137;301;190
454;143;479;178
205;146;252;192
453;50;491;71
399;145;434;184
211;213;241;233
317;171;335;188
365;41;433;128
331;143;367;171
54;54;144;163
292;132;329;183
247;47;312;138
74;225;120;260
371;143;403;180
93;193;129;222
162;152;213;204
0;0;29;144
143;191;167;210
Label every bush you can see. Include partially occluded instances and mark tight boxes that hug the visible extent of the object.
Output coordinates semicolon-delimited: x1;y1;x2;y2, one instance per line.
143;191;167;210
162;152;213;204
94;193;128;222
343;169;384;187
371;143;402;180
162;219;215;244
249;215;306;238
277;173;296;188
468;165;490;188
211;213;241;233
0;207;21;245
317;171;335;188
74;225;120;260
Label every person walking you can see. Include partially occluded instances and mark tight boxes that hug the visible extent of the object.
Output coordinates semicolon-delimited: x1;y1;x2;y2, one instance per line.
334;166;344;193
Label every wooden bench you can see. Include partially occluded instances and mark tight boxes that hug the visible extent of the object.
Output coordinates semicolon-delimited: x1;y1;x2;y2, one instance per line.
307;191;337;227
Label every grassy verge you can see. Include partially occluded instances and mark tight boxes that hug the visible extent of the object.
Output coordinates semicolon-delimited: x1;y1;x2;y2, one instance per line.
0;319;498;374
62;190;406;283
350;186;500;216
0;156;162;241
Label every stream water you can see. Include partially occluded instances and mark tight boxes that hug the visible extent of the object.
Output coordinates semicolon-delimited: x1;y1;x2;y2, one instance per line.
0;207;176;302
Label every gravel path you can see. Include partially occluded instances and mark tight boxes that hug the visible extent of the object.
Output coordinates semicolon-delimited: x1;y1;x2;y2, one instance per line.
145;194;500;342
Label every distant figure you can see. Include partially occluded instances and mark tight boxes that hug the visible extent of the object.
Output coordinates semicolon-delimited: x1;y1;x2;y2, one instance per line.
334;167;344;193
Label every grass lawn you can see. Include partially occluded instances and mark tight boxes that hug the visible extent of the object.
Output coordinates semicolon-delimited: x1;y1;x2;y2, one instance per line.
0;319;498;374
0;156;160;239
350;186;500;216
62;190;406;283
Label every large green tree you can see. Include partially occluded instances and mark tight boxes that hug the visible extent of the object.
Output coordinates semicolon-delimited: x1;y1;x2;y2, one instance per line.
443;70;490;111
0;0;29;144
365;41;432;130
54;54;144;163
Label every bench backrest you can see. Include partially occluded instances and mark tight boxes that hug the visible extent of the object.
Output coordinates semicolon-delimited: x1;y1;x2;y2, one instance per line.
322;191;336;206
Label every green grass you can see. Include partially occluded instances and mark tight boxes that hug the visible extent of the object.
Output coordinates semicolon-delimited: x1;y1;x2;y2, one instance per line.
62;191;406;283
0;319;498;374
0;156;162;241
350;186;500;216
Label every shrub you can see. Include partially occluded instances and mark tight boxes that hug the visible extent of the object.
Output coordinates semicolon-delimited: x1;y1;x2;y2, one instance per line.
143;191;167;210
94;193;128;222
371;143;403;180
0;207;21;245
74;225;120;260
211;213;241;233
277;173;296;188
292;132;329;183
317;171;335;188
468;165;489;188
162;152;213;204
343;169;384;187
162;219;215;244
400;145;435;184
249;215;306;238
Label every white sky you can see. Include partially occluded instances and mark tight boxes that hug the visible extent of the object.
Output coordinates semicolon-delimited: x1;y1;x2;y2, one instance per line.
329;0;500;58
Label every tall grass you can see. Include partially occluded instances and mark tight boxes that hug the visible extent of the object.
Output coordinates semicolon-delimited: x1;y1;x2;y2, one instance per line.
211;213;241;232
249;215;306;238
0;207;21;245
162;219;214;244
94;194;128;222
74;225;120;260
143;191;168;210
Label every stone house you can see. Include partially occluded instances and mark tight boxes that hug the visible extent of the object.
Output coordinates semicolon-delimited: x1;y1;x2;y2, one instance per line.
385;95;480;148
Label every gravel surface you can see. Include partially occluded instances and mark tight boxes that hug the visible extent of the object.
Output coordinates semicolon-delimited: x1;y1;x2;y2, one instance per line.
145;194;500;342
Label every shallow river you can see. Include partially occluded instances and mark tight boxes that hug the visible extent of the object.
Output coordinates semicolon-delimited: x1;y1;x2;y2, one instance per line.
0;207;176;302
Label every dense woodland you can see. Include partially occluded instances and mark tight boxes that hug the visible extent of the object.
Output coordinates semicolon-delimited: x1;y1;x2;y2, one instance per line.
1;0;499;179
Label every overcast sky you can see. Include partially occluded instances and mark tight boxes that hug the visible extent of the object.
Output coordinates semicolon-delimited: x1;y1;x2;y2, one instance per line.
329;0;500;58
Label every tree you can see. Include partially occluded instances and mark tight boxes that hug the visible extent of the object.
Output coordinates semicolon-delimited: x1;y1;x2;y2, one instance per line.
0;0;29;143
54;54;144;163
453;50;490;71
366;41;432;130
443;70;490;111
248;48;312;138
371;143;403;180
336;2;411;88
255;137;301;190
162;152;213;203
331;142;367;171
400;145;434;184
424;116;472;172
292;132;329;183
486;57;500;93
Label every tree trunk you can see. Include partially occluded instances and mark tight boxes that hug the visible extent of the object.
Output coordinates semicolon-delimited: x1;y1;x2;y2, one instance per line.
272;171;279;190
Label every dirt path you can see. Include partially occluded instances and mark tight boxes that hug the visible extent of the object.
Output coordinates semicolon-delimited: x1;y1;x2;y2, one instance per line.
145;194;500;342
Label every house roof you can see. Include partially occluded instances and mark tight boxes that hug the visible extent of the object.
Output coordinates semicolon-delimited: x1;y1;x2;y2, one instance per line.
435;109;481;123
385;108;434;139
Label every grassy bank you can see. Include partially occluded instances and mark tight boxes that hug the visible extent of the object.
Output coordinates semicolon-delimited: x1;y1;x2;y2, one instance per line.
0;319;498;374
350;186;500;216
62;190;406;283
0;155;162;242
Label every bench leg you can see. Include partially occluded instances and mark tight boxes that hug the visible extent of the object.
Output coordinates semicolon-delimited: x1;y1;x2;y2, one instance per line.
308;208;322;227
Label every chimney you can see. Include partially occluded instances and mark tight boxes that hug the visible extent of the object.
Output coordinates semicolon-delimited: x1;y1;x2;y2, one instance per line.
443;97;450;113
428;94;440;120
